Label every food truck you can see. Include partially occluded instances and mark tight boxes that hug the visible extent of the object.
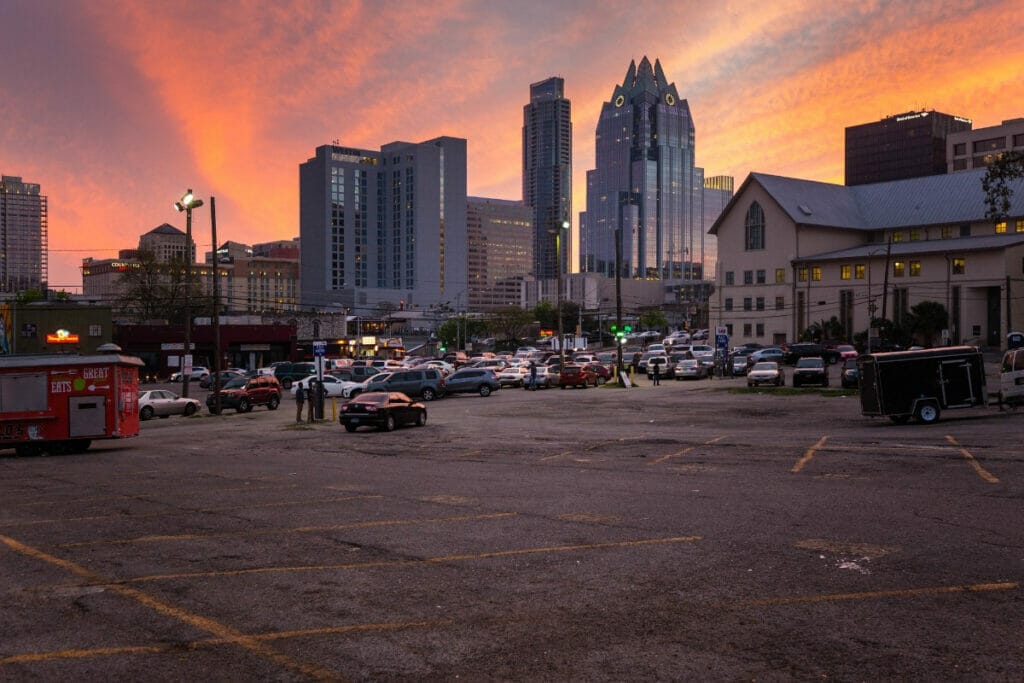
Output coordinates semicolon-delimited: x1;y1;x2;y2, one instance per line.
0;353;144;455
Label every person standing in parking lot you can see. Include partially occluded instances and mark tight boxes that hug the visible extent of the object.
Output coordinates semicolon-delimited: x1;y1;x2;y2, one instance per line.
631;352;641;382
528;361;538;391
295;383;306;423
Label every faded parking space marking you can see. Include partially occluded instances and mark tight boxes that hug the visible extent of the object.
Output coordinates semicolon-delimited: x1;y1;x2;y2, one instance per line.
419;495;477;505
0;534;338;680
729;581;1018;608
90;536;704;585
557;513;621;524
53;513;518;549
945;435;1000;484
791;435;829;473
651;435;727;465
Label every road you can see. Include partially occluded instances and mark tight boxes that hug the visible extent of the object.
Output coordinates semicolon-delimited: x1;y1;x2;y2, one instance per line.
2;377;1022;680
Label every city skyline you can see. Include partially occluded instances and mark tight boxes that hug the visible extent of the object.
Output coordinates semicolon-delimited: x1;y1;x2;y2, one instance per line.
1;0;1021;292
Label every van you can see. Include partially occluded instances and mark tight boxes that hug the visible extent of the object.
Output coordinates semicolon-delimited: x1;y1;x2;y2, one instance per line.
999;348;1024;407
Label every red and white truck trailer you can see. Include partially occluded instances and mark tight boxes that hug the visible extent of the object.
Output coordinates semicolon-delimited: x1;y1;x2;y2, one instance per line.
0;353;144;456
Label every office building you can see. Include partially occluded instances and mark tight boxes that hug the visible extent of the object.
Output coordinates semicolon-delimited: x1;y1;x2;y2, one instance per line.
711;169;1024;350
701;176;734;281
579;57;699;282
466;197;533;311
947;118;1024;172
845;110;972;186
0;175;47;294
523;77;572;281
299;139;468;313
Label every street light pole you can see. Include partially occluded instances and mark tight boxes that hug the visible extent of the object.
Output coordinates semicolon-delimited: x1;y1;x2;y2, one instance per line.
210;196;222;414
554;219;569;366
174;189;203;398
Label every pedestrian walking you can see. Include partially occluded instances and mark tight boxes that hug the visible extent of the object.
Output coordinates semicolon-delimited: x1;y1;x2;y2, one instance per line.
528;361;538;391
650;358;662;386
294;383;306;423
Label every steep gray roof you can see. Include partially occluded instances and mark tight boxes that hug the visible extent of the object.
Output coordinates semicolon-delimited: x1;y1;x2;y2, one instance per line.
718;169;1024;232
145;222;184;236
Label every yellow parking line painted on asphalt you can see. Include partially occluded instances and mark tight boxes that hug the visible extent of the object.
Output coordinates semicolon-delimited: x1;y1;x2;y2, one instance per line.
731;581;1018;608
791;435;829;473
0;534;341;680
54;512;518;549
0;495;383;529
541;450;573;461
93;535;703;585
651;435;727;465
0;619;454;667
945;435;1000;484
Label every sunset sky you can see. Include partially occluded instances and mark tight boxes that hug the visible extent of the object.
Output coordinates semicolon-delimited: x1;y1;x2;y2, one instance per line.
2;0;1022;292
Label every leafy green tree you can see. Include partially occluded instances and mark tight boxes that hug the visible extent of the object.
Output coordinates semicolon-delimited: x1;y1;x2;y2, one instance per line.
639;308;668;332
906;301;948;347
14;289;46;304
533;300;557;329
487;305;533;342
982;151;1024;219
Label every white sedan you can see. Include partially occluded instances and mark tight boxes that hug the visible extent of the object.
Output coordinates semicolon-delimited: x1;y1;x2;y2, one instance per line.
288;374;349;397
138;390;202;420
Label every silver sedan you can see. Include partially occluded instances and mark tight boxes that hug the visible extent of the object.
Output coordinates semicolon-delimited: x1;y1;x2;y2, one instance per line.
138;390;202;420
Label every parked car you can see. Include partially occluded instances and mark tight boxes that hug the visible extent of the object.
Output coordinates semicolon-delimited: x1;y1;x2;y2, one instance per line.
559;364;598;389
497;365;530;387
339;392;427;432
784;343;841;365
833;344;859;360
664;331;691;346
273;362;317;389
523;365;554;390
330;365;382;382
169;366;210;383
207;375;283;414
748;347;785;366
792;357;829;387
583;362;613;384
290;374;349;397
647;356;672;380
364;368;446;401
747;361;785;387
199;370;244;389
444;368;501;396
138;390;201;420
673;359;707;380
637;351;668;373
731;356;749;376
343;372;392;399
840;358;860;389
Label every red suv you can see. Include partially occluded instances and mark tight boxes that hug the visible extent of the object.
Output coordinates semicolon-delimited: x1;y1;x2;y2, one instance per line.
207;375;283;414
559;364;598;389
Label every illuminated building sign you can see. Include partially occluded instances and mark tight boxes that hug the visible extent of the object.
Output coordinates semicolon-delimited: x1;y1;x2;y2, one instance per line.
46;329;80;344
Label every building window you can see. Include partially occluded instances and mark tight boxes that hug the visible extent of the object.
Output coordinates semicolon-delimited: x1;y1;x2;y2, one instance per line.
960;224;971;237
811;266;822;282
743;270;753;285
855;264;865;279
952;257;965;275
743;323;752;336
798;267;808;282
726;324;733;336
909;228;920;241
775;268;785;283
909;260;921;276
952;159;968;171
775;296;784;310
725;271;734;286
941;226;953;238
756;323;764;337
974;137;1006;153
756;297;765;311
996;221;1007;234
743;297;752;311
1017;220;1024;233
756;269;766;284
953;142;967;156
893;260;905;277
840;264;851;280
1015;133;1024;147
724;298;733;311
745;202;765;250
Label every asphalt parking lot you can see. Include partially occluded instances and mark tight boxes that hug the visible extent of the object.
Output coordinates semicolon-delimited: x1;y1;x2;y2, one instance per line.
2;377;1022;680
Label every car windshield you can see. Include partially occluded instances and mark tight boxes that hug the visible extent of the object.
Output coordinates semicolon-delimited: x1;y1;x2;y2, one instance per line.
797;358;824;367
223;377;247;389
752;362;777;371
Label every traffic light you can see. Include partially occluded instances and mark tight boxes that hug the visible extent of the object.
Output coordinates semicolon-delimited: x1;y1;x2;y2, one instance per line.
613;324;632;345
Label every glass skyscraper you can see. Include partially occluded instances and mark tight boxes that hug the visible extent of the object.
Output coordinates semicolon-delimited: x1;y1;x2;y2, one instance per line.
0;175;47;294
580;57;698;282
522;77;572;281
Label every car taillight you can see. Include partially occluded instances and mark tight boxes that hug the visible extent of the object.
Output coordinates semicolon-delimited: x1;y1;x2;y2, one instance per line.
365;405;378;413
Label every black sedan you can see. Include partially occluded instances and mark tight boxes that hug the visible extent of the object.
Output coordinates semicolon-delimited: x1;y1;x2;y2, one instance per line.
339;392;426;432
840;358;860;388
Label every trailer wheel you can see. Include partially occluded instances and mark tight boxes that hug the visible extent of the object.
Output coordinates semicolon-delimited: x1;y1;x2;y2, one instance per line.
915;401;941;425
69;439;91;454
889;415;911;425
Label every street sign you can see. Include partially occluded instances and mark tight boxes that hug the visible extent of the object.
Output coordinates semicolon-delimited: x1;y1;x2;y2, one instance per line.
715;334;729;349
312;341;327;357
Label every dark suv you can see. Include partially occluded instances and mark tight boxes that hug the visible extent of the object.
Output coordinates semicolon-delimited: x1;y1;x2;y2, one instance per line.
207;375;283;413
444;368;501;397
784;343;841;365
364;368;446;401
273;362;316;389
792;357;829;387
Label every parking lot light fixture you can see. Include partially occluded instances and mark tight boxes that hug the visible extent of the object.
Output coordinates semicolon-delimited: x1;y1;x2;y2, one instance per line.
174;188;204;398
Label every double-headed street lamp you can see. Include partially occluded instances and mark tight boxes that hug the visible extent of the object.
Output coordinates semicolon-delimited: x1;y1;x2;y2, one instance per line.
174;189;203;398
